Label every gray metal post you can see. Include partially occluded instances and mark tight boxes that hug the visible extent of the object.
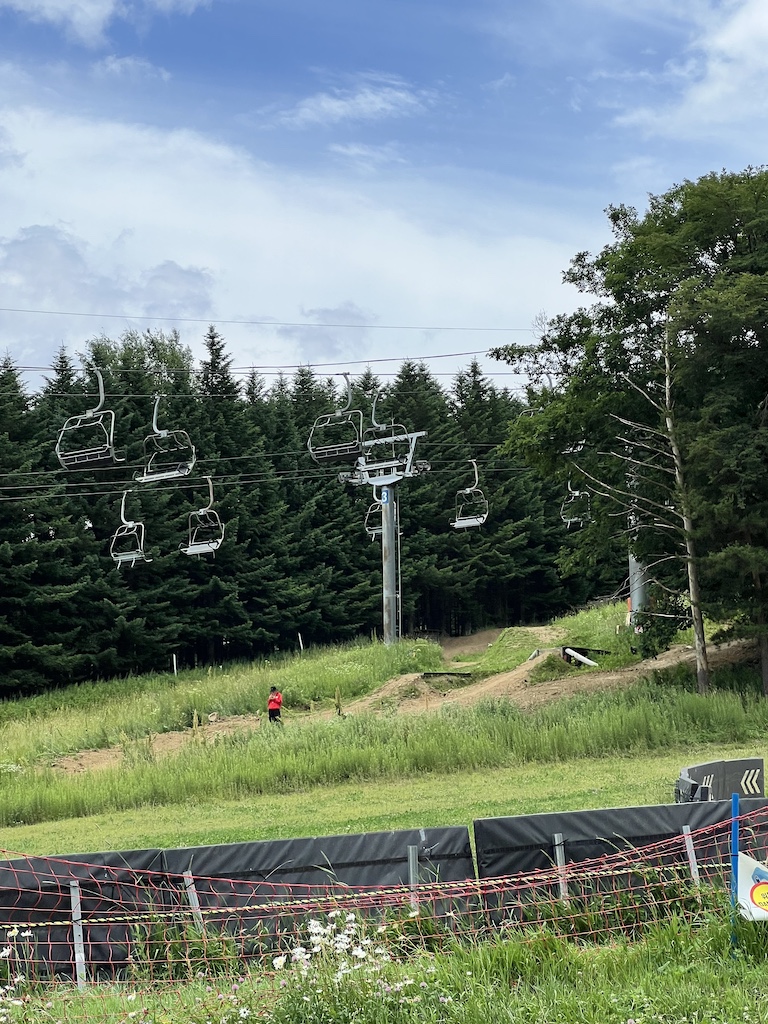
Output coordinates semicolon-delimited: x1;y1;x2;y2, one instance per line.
552;833;568;901
183;870;205;930
69;880;87;990
407;844;420;911
681;825;700;884
381;485;399;645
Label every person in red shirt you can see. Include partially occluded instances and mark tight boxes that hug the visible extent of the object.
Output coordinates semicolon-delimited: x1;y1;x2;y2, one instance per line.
267;686;283;724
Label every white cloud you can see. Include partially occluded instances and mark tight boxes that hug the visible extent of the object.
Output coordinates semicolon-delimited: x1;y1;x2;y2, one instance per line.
276;76;431;129
0;0;209;47
91;55;171;81
617;0;768;138
0;103;594;381
277;303;376;364
328;142;406;172
0;224;213;319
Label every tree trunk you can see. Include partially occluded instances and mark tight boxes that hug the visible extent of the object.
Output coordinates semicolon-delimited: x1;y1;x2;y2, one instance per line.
664;342;710;693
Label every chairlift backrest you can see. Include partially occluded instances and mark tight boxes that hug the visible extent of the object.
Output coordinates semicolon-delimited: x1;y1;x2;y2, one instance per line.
56;368;124;470
135;395;196;484
307;374;365;465
180;477;225;557
560;481;591;528
109;491;152;568
450;460;489;530
364;502;383;540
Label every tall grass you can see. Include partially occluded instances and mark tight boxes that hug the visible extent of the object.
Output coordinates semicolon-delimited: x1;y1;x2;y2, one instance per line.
0;639;444;766
16;913;768;1023
2;674;767;828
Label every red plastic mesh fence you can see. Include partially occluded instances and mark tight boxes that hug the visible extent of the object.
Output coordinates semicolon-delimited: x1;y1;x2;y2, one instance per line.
0;805;765;1015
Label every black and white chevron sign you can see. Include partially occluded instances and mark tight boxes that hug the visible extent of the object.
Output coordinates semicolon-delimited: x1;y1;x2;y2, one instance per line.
741;768;762;795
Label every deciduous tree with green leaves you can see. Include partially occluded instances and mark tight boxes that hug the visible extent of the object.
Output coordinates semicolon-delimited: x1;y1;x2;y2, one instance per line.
492;167;768;693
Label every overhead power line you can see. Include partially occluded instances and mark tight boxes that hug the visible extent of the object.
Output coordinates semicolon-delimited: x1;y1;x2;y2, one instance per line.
14;352;525;375
0;463;525;503
0;306;534;333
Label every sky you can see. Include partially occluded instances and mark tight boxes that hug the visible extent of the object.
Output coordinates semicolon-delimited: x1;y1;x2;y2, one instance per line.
1;0;766;396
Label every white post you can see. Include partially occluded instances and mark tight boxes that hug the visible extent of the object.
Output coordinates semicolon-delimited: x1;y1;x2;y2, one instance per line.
183;870;205;930
69;880;87;990
172;653;177;676
552;833;568;901
407;845;420;912
681;825;700;884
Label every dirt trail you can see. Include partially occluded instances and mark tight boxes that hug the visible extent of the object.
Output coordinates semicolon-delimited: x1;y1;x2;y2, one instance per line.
51;628;758;775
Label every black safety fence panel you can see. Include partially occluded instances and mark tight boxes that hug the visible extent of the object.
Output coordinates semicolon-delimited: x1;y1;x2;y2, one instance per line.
158;825;474;887
473;798;768;924
474;799;768;877
159;826;475;953
0;826;473;978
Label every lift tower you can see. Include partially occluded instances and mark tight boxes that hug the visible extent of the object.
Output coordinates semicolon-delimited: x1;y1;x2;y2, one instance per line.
309;383;429;645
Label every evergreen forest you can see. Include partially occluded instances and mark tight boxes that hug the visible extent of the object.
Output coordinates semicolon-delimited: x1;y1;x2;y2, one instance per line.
2;166;768;696
0;328;590;694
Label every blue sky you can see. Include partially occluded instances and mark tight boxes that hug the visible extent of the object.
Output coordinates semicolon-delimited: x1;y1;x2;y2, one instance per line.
1;0;766;391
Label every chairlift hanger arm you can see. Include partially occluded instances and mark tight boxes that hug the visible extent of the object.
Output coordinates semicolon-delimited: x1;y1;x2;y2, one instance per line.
87;368;107;416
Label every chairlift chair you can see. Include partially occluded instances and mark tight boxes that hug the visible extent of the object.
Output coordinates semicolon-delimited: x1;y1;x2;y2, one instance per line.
361;390;412;466
450;460;489;530
109;491;152;568
180;477;225;557
364;501;383;540
55;368;124;470
134;395;196;483
307;374;365;465
560;480;591;528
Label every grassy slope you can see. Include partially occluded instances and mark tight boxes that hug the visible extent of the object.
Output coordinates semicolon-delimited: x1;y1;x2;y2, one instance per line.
0;604;756;858
3;741;763;857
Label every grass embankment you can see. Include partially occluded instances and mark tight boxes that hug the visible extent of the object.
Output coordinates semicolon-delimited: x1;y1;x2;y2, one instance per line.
455;601;648;679
5;742;763;855
0;603;756;856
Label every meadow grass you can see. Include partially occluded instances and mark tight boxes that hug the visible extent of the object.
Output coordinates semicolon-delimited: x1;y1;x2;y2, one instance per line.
0;639;444;766
1;671;766;829
0;603;688;771
13;913;768;1023
3;740;763;856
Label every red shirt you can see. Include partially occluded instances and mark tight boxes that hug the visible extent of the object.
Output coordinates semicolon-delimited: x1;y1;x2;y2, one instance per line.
268;691;282;711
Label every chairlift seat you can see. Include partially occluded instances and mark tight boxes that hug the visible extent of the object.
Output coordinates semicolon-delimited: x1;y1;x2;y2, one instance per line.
56;411;120;469
109;523;151;568
560;491;591;528
450;461;488;530
135;430;197;483
180;506;225;558
181;537;224;557
55;368;123;470
135;398;197;483
451;491;489;530
308;410;365;465
364;502;383;539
